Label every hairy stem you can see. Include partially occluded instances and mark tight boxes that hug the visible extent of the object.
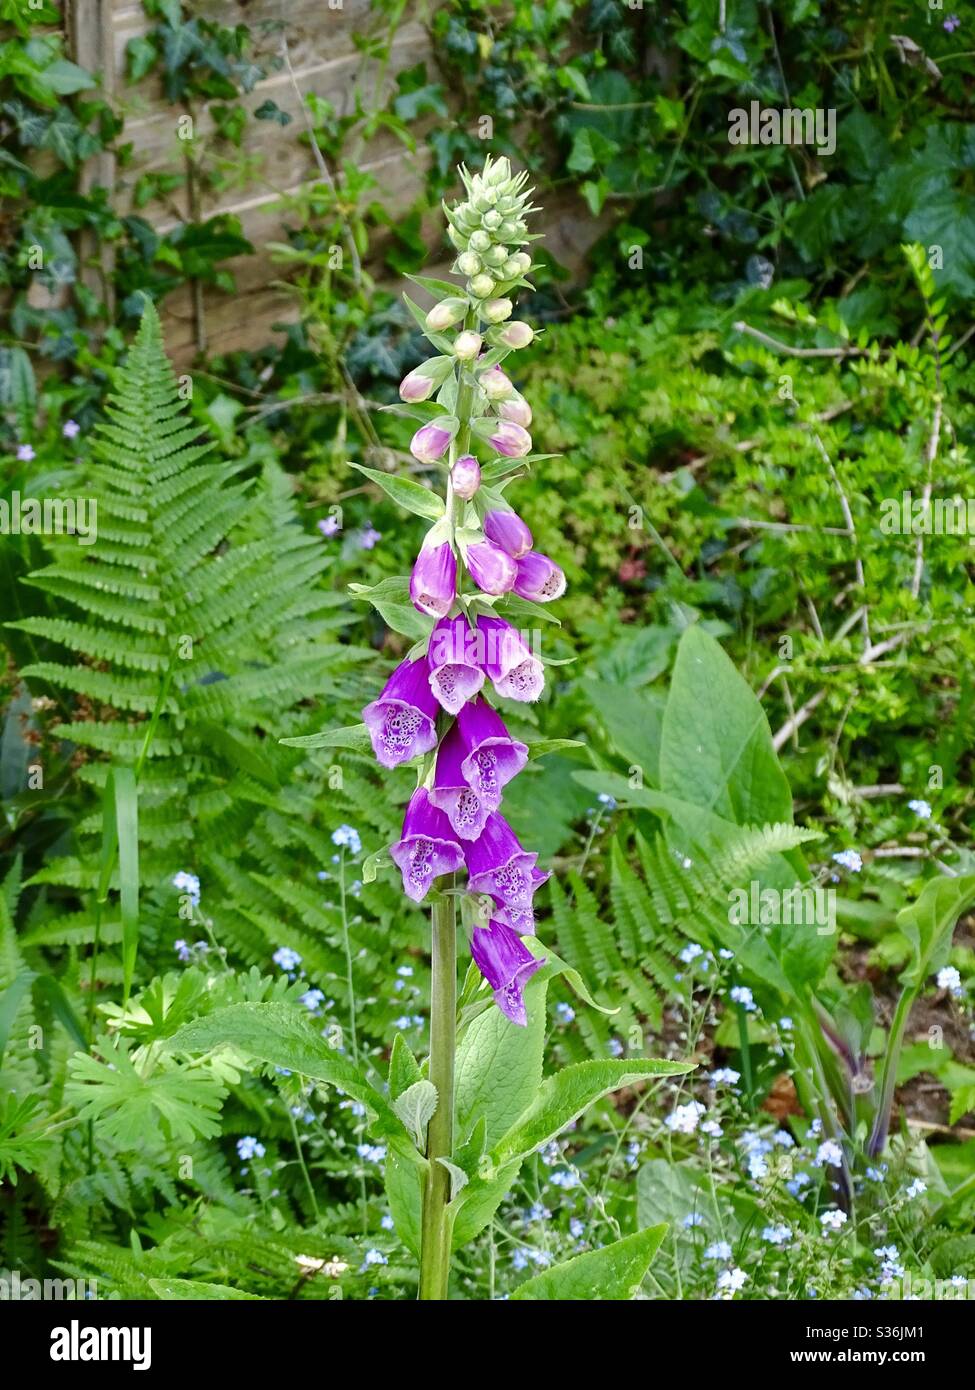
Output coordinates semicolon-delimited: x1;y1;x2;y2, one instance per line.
419;875;457;1299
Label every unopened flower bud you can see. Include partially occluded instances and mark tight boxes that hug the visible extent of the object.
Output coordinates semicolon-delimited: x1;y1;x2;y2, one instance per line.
453;330;483;361
398;355;452;403
505;252;531;276
450;454;481;500
456;251;481;277
469;231;492;253
410;539;457;618
498;394;532;427
480;366;514;401
466;539;518;596
482;244;509;269
482;298;513;324
484;508;533;558
426;297;468;331
469;273;496;299
497;320;534;349
410;417;458;463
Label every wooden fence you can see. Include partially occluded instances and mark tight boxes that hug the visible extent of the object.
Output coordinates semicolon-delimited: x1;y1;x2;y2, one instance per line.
65;0;606;363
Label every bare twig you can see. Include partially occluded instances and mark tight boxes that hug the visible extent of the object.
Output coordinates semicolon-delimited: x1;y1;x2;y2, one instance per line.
910;397;943;599
733;320;868;359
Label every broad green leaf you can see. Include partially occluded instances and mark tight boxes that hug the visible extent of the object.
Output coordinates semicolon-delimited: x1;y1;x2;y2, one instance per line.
455;972;549;1149
348;463;445;521
511;1224;667;1300
393;1079;438;1150
451;1157;523;1250
660;626;792;826
388;1033;422;1100
897;875;975;988
279;722;373;753
166;1002;413;1153
528;940;618;1015
493;1058;694;1165
582;678;665;778
385;1147;424;1258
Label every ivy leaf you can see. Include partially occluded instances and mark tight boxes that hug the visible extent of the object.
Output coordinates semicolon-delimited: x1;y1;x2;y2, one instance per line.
126;36;158;82
37;59;97;96
254;99;292;126
511;1224;668;1300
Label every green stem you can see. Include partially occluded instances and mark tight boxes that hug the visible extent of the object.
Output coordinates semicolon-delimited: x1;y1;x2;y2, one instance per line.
869;986;915;1157
418;875;457;1300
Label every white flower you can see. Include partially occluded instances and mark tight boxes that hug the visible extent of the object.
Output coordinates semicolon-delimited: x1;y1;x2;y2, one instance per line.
665;1100;706;1134
936;966;963;996
709;1067;741;1086
819;1209;847;1232
904;1178;927;1199
761;1224;791;1246
704;1241;732;1261
729;985;756;1011
815;1139;844;1168
907;799;932;819
700;1119;724;1138
682;1213;705;1228
747;1153;769;1180
679;943;704;964
716;1266;747;1297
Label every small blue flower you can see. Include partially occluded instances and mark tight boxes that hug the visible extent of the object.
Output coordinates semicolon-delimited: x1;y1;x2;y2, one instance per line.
360;1249;387;1270
299;988;325;1012
907;798;932;820
555;1002;575;1024
272;945;302;971
904;1178;927;1199
729;985;756;1012
704;1241;732;1261
683;1213;705;1228
172;870;201;906
332;825;362;855
237;1136;265;1161
832;849;863;873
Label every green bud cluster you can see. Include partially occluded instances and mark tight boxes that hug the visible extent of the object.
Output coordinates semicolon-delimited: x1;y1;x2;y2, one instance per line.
443;155;537;312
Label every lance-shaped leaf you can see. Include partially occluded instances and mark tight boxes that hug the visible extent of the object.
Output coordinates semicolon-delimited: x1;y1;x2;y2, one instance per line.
511;1224;668;1301
492;1058;695;1165
348;463;445;521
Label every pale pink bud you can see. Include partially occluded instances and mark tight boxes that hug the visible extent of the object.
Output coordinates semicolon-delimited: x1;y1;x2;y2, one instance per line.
453;330;483;361
450;454;481;500
498;320;534;349
480;366;514;401
482;298;513;323
425;298;468;331
498;394;532;427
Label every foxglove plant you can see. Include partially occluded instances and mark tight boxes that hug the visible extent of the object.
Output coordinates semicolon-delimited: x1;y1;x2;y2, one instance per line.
348;157;690;1300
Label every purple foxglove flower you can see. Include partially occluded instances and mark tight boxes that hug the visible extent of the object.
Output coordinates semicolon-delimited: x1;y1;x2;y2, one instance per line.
450;454;481;500
428;613;485;715
513;550;566;603
389;788;465;902
498;395;532;427
362;658;439;768
410;419;456;463
477;615;544;702
497;321;534;349
471;918;545;1026
488;420;531;457
410;539;456;618
489;899;539;936
428;722;491;840
484;508;533;559
466;539;517;596
456;696;528;811
464;811;549;913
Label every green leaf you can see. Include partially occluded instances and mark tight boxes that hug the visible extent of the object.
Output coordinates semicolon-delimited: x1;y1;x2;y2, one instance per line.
392;1079;438;1150
148;1278;264;1300
511;1224;667;1300
526;738;585;760
348;463;445;521
529;941;618;1016
110;767;140;1004
493;1058;694;1164
165;1002;413;1153
348;577;434;641
39;59;97;95
660;626;792;826
279;722;373;753
897;876;975;989
388;1034;422;1100
455;971;549;1149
